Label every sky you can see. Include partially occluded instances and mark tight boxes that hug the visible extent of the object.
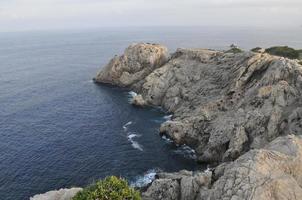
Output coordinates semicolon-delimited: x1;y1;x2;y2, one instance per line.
0;0;302;32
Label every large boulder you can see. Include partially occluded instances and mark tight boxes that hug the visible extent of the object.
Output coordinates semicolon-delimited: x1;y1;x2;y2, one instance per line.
143;170;212;200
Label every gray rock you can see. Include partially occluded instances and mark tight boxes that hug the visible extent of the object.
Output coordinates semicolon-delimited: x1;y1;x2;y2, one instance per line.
142;179;180;200
131;94;147;107
30;188;82;200
142;170;212;200
144;135;302;200
94;43;169;87
96;44;302;163
95;43;302;200
198;135;302;200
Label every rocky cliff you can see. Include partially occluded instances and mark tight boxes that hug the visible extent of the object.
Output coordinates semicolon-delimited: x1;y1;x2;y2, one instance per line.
143;135;302;200
94;43;302;200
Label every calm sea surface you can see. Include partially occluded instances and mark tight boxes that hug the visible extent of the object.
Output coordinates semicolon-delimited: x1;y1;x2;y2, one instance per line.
0;27;301;200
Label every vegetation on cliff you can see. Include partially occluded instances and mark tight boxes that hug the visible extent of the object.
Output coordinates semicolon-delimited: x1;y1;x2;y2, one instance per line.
72;176;141;200
265;46;302;59
225;46;243;54
250;47;263;52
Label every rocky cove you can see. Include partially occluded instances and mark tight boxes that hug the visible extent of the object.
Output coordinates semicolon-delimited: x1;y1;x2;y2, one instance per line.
32;43;302;200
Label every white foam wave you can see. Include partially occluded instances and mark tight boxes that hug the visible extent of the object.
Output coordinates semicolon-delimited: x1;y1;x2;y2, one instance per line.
128;91;138;97
161;135;173;143
127;133;143;151
128;133;141;139
174;145;196;159
131;141;143;151
127;91;137;103
131;169;157;187
123;121;133;131
163;114;173;120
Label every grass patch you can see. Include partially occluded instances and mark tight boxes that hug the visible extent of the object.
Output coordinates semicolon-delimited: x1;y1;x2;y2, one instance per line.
72;176;141;200
265;46;301;59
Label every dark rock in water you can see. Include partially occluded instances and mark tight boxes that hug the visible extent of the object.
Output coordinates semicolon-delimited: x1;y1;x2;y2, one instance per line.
94;43;302;200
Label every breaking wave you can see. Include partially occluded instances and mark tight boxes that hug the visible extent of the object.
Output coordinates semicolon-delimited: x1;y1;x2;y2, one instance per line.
131;169;157;187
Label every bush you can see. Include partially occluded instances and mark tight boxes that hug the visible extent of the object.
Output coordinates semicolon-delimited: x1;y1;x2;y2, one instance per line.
225;47;243;54
265;46;300;59
251;47;262;52
72;176;141;200
298;50;302;59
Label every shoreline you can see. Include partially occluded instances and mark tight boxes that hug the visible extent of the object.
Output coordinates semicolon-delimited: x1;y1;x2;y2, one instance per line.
32;43;302;199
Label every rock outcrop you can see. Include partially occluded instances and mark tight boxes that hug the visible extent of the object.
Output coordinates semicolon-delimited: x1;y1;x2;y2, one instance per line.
95;43;302;200
143;170;212;200
30;188;82;200
94;43;169;87
143;135;302;200
96;43;302;164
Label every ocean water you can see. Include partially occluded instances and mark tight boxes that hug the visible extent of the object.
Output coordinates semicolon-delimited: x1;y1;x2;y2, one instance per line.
0;26;302;200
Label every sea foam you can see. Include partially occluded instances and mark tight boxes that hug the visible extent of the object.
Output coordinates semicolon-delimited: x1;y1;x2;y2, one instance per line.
131;169;157;187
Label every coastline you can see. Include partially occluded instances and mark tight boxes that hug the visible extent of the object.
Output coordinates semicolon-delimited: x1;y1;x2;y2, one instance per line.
32;42;302;200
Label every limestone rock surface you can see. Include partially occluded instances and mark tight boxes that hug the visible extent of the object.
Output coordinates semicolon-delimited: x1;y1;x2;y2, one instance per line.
96;44;302;163
143;135;302;200
95;43;302;200
94;43;169;87
30;188;82;200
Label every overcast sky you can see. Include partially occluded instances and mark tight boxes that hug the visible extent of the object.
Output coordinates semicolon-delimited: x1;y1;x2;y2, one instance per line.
0;0;302;31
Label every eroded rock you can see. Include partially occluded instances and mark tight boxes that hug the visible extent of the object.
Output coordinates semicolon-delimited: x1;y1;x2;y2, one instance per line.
96;44;302;163
142;170;212;200
95;43;302;200
143;135;302;200
30;188;82;200
94;43;169;87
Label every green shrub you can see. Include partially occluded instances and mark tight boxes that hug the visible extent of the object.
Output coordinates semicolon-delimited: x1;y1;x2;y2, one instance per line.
251;47;262;52
72;176;141;200
225;47;244;54
265;46;300;59
298;50;302;59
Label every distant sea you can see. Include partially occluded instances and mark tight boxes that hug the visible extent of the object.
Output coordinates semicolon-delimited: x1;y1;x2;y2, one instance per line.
0;26;301;200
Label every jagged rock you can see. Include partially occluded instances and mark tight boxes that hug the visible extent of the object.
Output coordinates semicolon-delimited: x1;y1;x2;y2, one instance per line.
95;43;302;200
142;170;212;200
197;135;302;200
142;179;180;200
30;188;82;200
94;43;169;87
96;44;302;163
143;135;302;200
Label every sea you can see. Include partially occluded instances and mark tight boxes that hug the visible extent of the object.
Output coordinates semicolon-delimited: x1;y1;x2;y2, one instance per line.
0;26;301;200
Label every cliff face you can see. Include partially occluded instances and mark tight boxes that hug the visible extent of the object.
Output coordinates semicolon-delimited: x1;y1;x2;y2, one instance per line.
96;43;302;163
95;43;302;200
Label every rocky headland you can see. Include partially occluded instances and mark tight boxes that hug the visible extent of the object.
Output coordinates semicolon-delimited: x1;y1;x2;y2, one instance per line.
32;43;302;200
94;43;302;200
